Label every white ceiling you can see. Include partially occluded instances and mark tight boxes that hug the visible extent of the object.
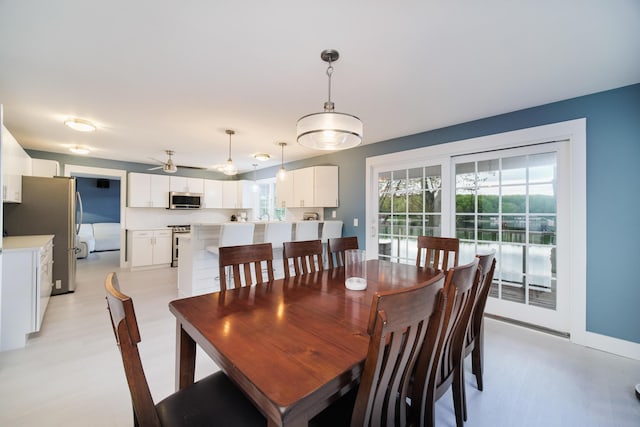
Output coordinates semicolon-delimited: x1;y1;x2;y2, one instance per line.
1;1;639;173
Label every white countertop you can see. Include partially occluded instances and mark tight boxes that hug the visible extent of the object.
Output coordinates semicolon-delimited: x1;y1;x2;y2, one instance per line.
3;235;55;251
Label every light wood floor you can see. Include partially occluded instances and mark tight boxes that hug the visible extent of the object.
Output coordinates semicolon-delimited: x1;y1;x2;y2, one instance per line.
0;251;638;426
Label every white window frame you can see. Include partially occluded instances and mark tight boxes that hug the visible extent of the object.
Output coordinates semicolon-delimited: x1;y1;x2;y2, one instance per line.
366;118;586;345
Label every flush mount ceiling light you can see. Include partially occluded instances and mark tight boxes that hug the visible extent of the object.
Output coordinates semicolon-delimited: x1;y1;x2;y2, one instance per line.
277;142;287;181
253;153;271;161
296;49;363;151
70;146;90;155
64;118;96;132
222;129;238;176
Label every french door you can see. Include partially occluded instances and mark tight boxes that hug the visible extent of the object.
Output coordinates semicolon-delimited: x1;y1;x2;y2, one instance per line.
367;127;578;334
452;143;570;332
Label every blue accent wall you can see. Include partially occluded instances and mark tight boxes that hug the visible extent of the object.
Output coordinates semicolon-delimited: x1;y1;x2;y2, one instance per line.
28;83;640;344
76;177;120;223
252;83;640;344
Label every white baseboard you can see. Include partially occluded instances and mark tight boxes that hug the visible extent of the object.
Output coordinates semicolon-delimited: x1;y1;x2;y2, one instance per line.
577;331;640;361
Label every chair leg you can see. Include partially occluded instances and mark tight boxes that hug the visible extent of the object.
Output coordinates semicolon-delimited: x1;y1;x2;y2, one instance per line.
472;321;485;391
461;368;468;421
422;385;437;427
453;367;465;427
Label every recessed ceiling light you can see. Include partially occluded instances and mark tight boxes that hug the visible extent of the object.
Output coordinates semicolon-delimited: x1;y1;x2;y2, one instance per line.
253;153;271;161
70;146;90;155
64;118;96;132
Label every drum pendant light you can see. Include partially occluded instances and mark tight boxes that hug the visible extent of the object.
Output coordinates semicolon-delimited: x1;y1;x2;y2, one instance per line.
296;49;363;150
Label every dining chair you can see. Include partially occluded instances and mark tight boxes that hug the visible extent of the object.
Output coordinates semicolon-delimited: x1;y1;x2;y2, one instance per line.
104;272;266;427
412;257;480;427
310;272;447;427
415;236;460;272
218;242;274;291
459;251;496;422
327;236;359;269
282;239;324;278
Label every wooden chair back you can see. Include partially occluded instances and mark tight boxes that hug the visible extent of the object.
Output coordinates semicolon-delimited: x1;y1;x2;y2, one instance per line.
416;236;460;271
352;272;447;427
412;257;480;427
464;251;497;390
282;239;324;278
105;272;161;427
219;243;274;291
327;236;359;269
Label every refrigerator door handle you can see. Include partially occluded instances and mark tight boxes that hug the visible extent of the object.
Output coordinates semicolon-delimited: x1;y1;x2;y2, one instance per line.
76;191;84;235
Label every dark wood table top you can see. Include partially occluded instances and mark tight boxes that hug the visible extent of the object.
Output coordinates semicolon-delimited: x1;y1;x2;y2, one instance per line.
169;259;440;426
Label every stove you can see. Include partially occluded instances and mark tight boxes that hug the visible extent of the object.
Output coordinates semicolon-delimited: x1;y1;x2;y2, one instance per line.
168;225;191;267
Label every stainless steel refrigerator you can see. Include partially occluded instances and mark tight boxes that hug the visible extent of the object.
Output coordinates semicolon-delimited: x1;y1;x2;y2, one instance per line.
3;176;82;295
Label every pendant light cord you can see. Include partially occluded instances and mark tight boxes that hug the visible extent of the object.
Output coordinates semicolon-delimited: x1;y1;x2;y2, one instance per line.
324;60;334;112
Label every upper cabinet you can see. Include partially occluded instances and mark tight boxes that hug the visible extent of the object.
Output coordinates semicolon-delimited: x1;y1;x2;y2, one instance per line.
312;166;339;207
128;172;170;208
203;179;223;209
31;159;60;178
169;176;204;194
2;125;32;203
276;166;338;208
221;180;253;209
127;173;254;210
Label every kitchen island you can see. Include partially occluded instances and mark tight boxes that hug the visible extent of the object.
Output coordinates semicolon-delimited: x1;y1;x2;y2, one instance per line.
177;221;342;297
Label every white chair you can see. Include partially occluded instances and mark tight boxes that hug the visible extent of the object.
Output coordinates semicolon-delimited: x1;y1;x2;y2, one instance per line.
263;222;293;249
206;223;256;290
206;223;256;255
263;222;293;279
294;221;319;241
320;221;343;267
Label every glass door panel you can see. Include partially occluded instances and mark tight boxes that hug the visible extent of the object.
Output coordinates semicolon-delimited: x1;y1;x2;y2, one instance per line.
455;150;558;313
376;166;442;264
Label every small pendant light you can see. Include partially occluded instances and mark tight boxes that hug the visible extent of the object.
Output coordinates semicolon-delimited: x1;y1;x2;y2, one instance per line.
277;142;287;181
223;129;238;176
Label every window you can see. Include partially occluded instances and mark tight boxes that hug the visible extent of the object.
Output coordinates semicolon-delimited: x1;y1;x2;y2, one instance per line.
377;165;442;264
255;178;285;221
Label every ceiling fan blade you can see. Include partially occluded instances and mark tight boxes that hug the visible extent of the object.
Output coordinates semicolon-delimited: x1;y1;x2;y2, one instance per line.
147;166;162;170
177;164;207;170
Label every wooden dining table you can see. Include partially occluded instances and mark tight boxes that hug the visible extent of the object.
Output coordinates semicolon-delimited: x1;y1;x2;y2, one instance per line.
169;259;440;426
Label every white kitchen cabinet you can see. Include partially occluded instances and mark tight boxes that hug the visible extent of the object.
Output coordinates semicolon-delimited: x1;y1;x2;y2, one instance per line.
169;176;204;194
313;166;339;207
127;173;170;208
1;235;54;351
292;167;315;208
276;166;338;208
2;125;32;203
31;158;60;177
221;180;253;209
128;229;172;268
203;179;223;208
276;173;294;208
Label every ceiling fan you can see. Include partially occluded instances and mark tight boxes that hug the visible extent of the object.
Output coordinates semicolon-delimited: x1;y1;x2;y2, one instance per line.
148;150;178;173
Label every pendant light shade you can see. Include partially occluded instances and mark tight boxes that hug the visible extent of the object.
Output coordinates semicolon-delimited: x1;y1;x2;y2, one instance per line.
296;49;363;150
223;129;238;176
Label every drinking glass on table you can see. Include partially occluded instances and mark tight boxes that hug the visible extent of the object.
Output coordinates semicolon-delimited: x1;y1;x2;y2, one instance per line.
345;249;367;290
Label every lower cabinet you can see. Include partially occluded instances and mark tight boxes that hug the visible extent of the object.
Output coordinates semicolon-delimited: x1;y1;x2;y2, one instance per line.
128;229;172;268
1;235;54;351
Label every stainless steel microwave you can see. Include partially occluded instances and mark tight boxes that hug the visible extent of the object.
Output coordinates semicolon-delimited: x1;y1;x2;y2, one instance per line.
169;192;202;209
